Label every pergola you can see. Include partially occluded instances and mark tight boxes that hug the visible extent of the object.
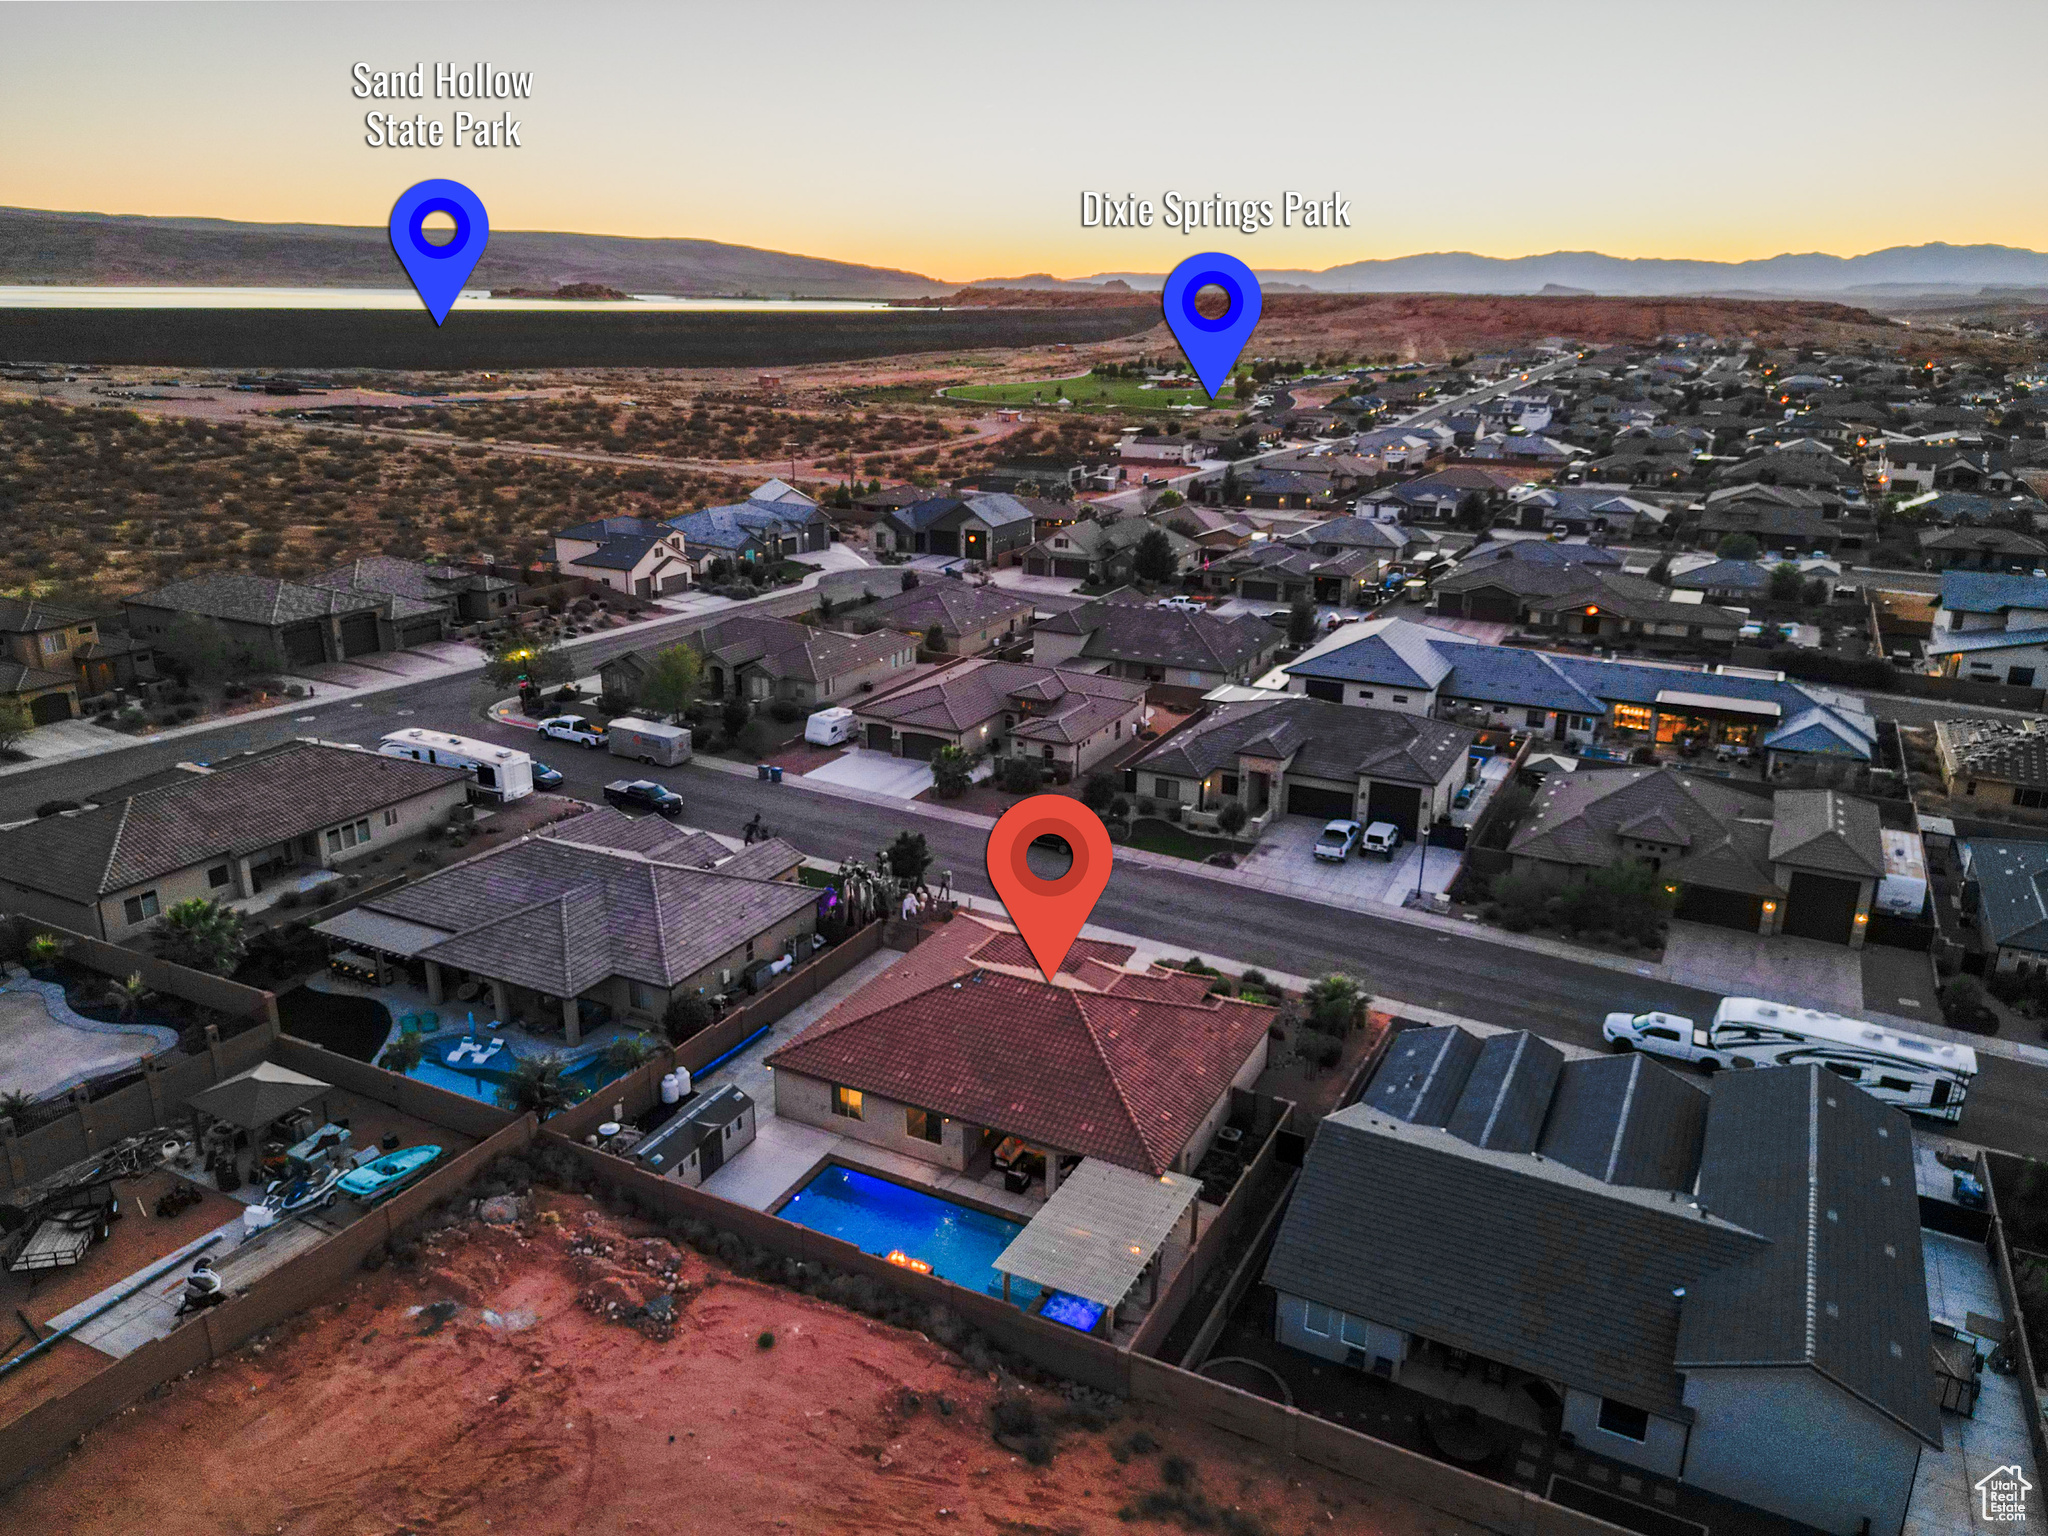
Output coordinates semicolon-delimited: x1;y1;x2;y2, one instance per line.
992;1160;1203;1333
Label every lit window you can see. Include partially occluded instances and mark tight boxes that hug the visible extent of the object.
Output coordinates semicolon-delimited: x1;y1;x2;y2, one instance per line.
906;1107;943;1144
832;1085;864;1120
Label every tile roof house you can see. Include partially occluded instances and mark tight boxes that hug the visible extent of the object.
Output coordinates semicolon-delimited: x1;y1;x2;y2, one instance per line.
1202;541;1383;607
1919;525;2048;574
667;481;831;563
764;914;1274;1179
1024;516;1197;584
1696;485;1862;557
1032;596;1280;698
0;739;471;940
125;570;452;671
552;516;693;596
871;493;1041;564
852;658;1145;778
1509;485;1667;535
1430;561;1745;645
1509;766;1884;943
1131;694;1476;841
609;613;919;707
1275;616;1876;776
1266;1034;1937;1534
306;555;516;623
859;581;1034;654
313;806;820;1044
0;595;113;722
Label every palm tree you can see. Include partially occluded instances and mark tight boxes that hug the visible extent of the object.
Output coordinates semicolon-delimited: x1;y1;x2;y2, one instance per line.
603;1032;658;1076
107;971;149;1021
379;1035;427;1074
25;931;65;972
153;899;248;976
500;1055;576;1118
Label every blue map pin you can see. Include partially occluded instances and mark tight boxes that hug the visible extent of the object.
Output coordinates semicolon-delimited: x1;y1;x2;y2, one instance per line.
1163;252;1263;399
388;179;490;326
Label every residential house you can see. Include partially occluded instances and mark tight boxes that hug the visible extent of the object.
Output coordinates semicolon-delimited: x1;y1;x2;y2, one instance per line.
851;658;1146;778
1431;562;1744;646
860;581;1034;654
1882;443;2032;498
1666;558;1777;602
1710;444;1862;495
871;493;1040;564
1288;515;1436;565
1925;572;2048;686
844;484;933;529
0;740;471;941
1031;597;1280;703
0;596;97;722
1202;542;1381;607
1510;485;1667;536
1459;432;1581;466
955;457;1090;500
1276;616;1876;773
1023;518;1196;585
668;480;832;567
552;516;693;596
1357;467;1530;525
1225;467;1351;513
125;573;450;671
1130;693;1475;841
1960;838;2048;972
311;806;818;1045
603;616;919;709
1918;525;2048;574
1696;485;1861;557
1934;718;2048;811
1508;766;1883;944
1454;539;1623;573
307;555;516;623
1116;435;1202;468
764;913;1274;1181
1267;1042;1937;1535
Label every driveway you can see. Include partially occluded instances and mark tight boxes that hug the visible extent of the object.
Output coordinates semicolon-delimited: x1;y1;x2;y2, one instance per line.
1657;923;1864;1015
1233;815;1460;907
801;746;934;799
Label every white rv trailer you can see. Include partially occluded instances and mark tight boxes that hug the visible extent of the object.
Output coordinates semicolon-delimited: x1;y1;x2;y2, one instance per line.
377;729;535;804
1601;996;1976;1122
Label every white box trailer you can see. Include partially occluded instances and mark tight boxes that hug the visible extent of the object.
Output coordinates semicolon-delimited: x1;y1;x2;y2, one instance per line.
804;706;855;746
606;716;693;766
377;729;534;803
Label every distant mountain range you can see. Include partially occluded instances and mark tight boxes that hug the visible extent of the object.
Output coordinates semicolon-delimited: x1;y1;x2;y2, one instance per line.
974;244;2048;298
0;206;951;300
5;208;2046;302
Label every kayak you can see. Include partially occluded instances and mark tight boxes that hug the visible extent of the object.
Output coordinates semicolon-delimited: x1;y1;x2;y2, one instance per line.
336;1145;442;1203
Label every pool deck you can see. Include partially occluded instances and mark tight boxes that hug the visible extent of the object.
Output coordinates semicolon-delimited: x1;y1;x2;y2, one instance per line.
303;972;645;1067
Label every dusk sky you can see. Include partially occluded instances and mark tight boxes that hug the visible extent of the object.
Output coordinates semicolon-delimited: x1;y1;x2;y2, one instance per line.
5;0;2045;283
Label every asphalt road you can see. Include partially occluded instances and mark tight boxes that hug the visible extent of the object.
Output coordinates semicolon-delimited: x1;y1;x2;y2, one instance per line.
7;649;2041;1159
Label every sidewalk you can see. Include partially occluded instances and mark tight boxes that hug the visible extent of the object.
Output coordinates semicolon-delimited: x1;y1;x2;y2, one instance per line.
0;549;874;782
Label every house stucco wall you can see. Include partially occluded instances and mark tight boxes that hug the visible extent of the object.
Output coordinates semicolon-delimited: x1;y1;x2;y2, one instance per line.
772;1070;978;1172
1559;1386;1688;1479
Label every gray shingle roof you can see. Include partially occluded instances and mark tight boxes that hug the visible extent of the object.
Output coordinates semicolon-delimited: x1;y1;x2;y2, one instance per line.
0;741;467;902
1443;1030;1563;1153
1136;696;1474;789
0;596;91;636
1537;1054;1708;1191
129;573;397;626
1675;1065;1941;1448
686;613;914;685
1963;839;2048;951
359;832;817;995
863;582;1034;638
1035;599;1276;676
1361;1025;1481;1125
1766;789;1884;877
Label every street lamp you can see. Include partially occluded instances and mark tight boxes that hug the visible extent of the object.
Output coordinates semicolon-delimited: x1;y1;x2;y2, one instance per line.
1415;823;1430;901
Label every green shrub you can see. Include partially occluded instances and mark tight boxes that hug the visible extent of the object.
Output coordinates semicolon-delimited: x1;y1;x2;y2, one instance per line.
1216;801;1249;836
998;756;1045;795
757;1329;776;1349
768;699;802;724
1081;771;1119;811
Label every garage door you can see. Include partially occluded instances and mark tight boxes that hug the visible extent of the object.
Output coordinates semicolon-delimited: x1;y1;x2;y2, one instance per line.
928;532;960;557
338;612;380;657
396;619;442;649
1675;885;1765;933
1364;782;1423;840
1303;679;1343;703
29;692;73;724
1464;590;1518;623
1054;559;1090;580
1286;782;1354;819
1784;871;1859;945
900;732;948;761
281;622;325;668
1241;581;1280;602
866;723;893;751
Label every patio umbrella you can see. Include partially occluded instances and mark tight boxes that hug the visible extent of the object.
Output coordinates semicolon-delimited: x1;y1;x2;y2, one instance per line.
185;1062;331;1132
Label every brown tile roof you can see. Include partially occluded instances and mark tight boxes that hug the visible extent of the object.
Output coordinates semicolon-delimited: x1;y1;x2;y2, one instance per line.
0;596;91;636
857;659;1144;743
863;582;1033;638
766;935;1274;1174
0;740;467;902
685;613;915;685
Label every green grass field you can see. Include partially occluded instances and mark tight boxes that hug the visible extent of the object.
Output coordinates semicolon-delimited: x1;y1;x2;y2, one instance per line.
942;373;1236;413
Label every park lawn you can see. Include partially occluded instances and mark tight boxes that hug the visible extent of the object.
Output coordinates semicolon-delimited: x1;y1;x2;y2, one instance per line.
943;373;1240;413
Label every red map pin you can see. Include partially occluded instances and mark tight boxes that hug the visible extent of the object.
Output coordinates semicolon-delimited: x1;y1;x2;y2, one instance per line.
985;795;1115;984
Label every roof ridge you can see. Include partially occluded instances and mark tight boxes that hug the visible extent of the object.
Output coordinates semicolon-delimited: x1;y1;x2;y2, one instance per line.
1073;991;1170;1173
97;794;135;895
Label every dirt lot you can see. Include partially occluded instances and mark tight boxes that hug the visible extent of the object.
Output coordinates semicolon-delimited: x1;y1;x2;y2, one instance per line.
1;1189;1467;1536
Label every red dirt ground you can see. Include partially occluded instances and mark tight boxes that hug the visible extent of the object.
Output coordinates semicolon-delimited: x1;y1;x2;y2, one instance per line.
2;1191;1469;1536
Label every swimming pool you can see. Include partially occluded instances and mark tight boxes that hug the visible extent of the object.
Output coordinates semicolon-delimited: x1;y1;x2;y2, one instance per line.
778;1165;1037;1304
406;1034;620;1108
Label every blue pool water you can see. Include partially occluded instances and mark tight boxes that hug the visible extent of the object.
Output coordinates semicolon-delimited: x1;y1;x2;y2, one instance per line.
778;1165;1037;1304
406;1033;620;1108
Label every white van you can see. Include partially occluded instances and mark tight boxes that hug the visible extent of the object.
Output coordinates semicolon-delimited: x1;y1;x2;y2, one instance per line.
378;729;534;803
605;716;692;766
804;706;855;747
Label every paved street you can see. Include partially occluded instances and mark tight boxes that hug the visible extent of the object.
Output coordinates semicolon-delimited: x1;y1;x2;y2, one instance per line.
6;649;2043;1160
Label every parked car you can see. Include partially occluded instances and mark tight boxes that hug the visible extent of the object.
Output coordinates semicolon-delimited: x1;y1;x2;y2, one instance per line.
604;779;685;818
1156;595;1205;613
531;761;565;790
539;715;607;748
1313;819;1361;862
1361;821;1402;858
